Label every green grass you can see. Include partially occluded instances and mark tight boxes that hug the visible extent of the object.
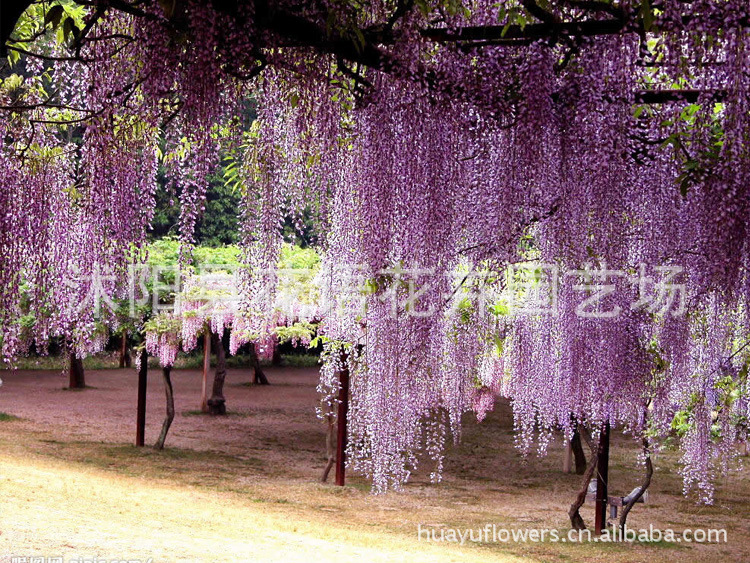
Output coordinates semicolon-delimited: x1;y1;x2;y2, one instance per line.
0;412;19;421
7;352;320;371
0;391;746;563
282;354;320;367
9;354;122;371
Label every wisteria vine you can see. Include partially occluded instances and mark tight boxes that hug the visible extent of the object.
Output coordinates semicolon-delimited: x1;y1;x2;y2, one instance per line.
1;0;750;502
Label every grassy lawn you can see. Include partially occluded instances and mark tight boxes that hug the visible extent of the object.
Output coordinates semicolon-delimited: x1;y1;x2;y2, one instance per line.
0;437;528;563
0;367;747;562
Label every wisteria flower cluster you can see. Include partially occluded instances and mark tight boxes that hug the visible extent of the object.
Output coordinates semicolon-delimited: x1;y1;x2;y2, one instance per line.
2;0;750;500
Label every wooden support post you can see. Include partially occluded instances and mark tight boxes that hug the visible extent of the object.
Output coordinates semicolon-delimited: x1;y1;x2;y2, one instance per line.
135;348;148;447
594;422;610;535
201;329;211;413
335;356;350;487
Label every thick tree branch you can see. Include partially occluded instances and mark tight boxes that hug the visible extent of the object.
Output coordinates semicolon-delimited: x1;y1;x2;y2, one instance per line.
0;1;736;106
618;436;653;530
2;0;34;55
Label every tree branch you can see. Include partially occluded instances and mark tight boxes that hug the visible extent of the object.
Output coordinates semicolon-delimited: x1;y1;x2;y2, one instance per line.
618;436;653;530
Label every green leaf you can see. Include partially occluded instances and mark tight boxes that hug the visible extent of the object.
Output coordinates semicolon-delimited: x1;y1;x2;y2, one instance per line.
684;159;700;171
158;0;177;18
679;175;690;198
44;5;65;28
62;17;78;42
640;0;655;32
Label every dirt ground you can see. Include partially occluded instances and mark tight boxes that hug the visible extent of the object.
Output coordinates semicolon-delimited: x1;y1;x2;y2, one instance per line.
0;365;748;562
0;366;330;476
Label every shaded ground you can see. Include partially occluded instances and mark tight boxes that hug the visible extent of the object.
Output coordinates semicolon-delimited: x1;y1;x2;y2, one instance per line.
0;365;748;562
0;366;327;476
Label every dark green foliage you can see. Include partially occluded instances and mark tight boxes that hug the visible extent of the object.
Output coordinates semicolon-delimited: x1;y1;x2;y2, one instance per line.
197;174;241;246
149;170;240;246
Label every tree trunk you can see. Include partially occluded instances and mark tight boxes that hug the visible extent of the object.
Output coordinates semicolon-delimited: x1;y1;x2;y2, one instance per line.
271;338;282;367
571;428;588;475
68;352;85;389
201;329;211;413
618;437;653;530
568;425;601;530
207;331;227;415
118;332;131;368
320;413;336;482
249;342;270;385
155;366;174;450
